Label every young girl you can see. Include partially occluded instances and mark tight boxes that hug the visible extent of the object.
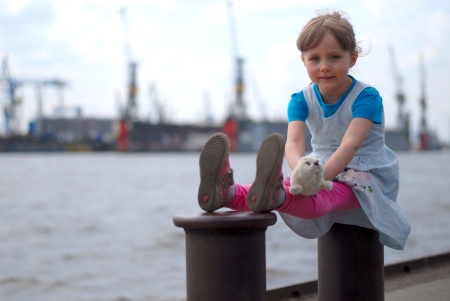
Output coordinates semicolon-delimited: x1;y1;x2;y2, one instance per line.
198;10;410;250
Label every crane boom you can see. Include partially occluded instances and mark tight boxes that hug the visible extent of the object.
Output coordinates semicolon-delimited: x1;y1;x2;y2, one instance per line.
0;56;68;135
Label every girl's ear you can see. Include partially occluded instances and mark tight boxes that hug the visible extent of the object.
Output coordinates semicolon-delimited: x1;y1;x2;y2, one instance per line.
350;52;358;67
301;54;306;65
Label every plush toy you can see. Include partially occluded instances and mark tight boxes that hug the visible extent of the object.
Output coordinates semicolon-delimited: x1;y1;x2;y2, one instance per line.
289;156;333;196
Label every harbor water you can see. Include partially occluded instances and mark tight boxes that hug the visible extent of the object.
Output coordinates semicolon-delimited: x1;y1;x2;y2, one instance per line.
1;150;450;301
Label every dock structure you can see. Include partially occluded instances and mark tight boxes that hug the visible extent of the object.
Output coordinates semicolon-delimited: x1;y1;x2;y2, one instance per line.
174;209;450;301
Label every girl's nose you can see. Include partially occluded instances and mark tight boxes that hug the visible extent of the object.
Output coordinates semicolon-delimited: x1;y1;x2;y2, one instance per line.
320;61;330;71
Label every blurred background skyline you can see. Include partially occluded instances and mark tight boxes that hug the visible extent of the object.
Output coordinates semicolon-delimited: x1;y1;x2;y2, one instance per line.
1;0;449;142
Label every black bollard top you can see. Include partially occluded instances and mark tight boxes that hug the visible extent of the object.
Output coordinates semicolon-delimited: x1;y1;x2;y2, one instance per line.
173;211;277;229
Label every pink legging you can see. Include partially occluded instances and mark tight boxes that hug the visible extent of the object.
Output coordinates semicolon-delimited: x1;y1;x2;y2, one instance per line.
228;178;361;219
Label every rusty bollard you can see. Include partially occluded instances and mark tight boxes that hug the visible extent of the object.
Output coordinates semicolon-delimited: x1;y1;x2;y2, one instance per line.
318;223;384;301
173;211;277;301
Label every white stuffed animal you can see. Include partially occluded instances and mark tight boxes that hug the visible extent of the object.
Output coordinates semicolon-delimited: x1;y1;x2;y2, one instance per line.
289;156;333;196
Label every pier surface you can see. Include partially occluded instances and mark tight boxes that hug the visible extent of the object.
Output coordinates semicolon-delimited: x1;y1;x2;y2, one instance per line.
274;254;450;301
384;260;450;301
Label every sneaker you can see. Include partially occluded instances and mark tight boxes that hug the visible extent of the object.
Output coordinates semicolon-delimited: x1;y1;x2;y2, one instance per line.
198;133;234;212
246;133;285;213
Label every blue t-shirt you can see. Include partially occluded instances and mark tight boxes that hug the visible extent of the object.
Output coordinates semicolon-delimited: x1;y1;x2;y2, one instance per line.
288;76;383;124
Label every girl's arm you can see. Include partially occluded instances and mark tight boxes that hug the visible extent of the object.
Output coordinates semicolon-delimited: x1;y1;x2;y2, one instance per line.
285;121;306;171
323;117;373;181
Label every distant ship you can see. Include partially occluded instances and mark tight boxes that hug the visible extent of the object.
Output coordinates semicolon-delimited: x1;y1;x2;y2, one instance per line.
117;118;412;153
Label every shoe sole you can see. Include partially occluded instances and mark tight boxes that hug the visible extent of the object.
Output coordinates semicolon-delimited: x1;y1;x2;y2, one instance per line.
198;133;229;212
247;133;285;213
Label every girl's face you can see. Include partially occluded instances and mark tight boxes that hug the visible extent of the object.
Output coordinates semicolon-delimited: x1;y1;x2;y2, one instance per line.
301;31;358;104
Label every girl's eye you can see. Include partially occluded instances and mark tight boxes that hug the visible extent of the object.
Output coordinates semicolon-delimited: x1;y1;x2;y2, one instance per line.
310;57;319;61
330;55;340;60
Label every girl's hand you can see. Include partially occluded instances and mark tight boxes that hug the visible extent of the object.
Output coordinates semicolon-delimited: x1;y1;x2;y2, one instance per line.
285;121;306;171
323;118;373;181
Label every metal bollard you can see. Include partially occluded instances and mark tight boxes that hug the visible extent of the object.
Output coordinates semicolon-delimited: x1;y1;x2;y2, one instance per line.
318;223;384;301
173;211;277;301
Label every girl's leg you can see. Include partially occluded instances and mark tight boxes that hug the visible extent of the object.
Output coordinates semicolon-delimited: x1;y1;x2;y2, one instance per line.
197;133;252;212
227;184;251;211
198;132;359;217
277;180;361;219
245;133;360;218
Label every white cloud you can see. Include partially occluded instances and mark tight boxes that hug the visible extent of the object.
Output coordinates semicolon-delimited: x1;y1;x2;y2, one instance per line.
0;0;34;15
361;0;387;18
1;0;450;142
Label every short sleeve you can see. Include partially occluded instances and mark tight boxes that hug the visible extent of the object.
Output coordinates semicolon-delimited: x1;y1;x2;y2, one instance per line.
352;87;383;124
288;91;309;122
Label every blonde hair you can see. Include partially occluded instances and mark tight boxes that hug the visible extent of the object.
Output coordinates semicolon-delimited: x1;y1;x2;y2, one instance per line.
297;10;361;55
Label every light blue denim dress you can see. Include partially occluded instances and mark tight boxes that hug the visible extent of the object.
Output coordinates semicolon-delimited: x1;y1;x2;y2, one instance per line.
280;81;411;250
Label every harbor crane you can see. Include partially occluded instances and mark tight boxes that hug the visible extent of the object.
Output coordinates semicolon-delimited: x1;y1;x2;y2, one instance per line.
388;46;409;132
417;52;438;150
418;52;428;136
117;8;139;151
226;0;268;123
119;7;138;122
0;56;67;135
226;0;247;122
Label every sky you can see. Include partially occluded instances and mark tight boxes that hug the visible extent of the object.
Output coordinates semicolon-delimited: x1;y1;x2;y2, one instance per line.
1;0;450;142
